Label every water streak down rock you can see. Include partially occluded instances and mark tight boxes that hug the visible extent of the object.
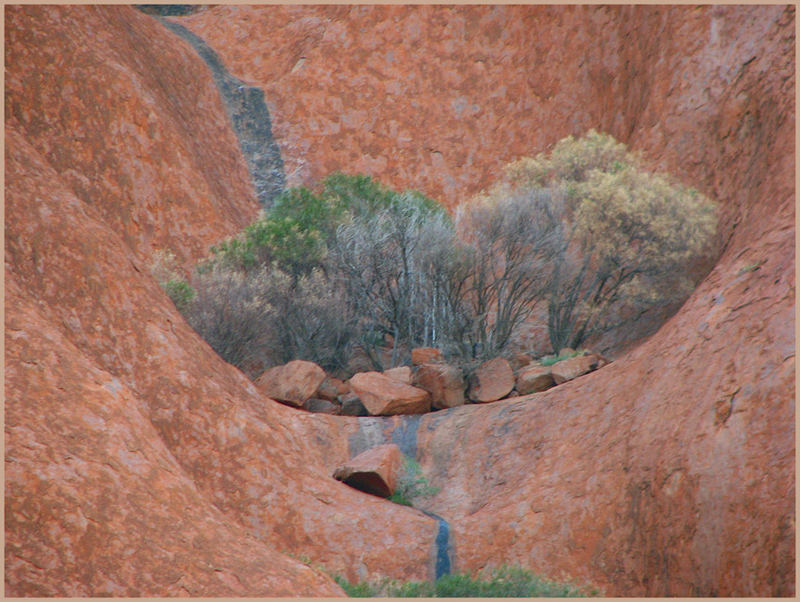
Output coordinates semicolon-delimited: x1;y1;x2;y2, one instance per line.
158;16;286;208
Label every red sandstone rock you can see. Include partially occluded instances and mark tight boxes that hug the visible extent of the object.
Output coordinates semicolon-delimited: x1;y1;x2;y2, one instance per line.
383;366;413;385
550;355;598;385
5;6;440;596
349;372;431;415
411;347;444;365
516;364;555;395
255;360;326;407
5;3;794;598
414;363;466;409
468;358;515;402
333;444;404;498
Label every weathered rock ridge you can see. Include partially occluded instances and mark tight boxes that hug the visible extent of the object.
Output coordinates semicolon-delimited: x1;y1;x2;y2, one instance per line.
5;4;794;597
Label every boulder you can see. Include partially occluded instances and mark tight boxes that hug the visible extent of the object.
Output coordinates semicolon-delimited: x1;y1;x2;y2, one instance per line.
255;360;327;407
316;376;349;401
333;444;404;498
303;398;340;415
383;365;413;385
509;352;534;371
411;347;443;365
467;357;515;402
550;354;599;385
349;372;431;415
516;364;555;394
338;393;369;416
414;362;466;409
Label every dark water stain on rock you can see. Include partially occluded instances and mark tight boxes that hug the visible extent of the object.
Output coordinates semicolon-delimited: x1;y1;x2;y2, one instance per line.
157;18;285;208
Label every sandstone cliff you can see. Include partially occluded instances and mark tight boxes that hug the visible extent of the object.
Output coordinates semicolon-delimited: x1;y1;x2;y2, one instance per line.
5;4;794;597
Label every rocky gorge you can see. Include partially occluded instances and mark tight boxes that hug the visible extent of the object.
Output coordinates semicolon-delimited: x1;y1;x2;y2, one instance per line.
5;5;794;597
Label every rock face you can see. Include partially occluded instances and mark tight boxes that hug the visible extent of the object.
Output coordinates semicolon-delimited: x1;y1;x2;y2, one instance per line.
411;347;444;365
333;444;404;498
317;376;349;401
157;18;286;208
349;372;432;416
468;358;515;402
5;3;794;598
5;5;441;597
255;360;327;407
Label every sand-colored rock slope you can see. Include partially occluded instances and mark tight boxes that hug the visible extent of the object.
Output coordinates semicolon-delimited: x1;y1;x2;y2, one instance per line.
5;4;794;597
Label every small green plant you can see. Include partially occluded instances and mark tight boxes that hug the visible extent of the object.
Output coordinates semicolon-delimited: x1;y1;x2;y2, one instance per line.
163;278;195;312
539;349;582;366
333;565;596;597
150;249;196;311
388;458;439;507
737;260;765;275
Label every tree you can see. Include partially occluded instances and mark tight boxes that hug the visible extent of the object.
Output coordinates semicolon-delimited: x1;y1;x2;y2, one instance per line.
500;130;717;351
454;186;564;357
331;192;456;368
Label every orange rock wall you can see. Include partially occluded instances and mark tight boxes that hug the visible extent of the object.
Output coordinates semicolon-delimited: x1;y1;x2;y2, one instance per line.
180;4;794;595
5;6;437;596
180;5;789;232
5;4;794;597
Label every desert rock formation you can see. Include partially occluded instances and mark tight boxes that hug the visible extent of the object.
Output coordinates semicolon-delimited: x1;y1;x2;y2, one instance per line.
5;4;794;597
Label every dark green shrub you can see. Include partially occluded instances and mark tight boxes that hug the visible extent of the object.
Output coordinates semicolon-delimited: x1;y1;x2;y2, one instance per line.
163;278;195;312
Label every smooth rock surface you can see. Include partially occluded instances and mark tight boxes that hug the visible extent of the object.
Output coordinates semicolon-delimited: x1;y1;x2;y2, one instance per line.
383;366;413;385
550;355;598;385
5;4;794;598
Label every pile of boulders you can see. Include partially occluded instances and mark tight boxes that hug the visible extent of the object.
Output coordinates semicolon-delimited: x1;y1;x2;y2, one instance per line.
254;347;610;417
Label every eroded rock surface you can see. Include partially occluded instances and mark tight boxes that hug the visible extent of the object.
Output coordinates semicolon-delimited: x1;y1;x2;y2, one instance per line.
5;5;439;596
468;358;515;403
5;4;794;598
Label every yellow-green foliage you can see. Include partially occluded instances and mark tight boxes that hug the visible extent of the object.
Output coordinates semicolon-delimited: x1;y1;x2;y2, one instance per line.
484;130;717;351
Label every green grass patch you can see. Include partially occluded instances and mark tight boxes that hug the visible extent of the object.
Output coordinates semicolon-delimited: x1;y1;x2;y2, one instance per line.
539;349;582;366
388;457;439;507
334;565;596;597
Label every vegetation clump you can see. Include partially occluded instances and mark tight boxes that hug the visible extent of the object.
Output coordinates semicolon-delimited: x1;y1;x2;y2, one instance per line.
333;565;596;597
154;131;717;377
388;457;439;506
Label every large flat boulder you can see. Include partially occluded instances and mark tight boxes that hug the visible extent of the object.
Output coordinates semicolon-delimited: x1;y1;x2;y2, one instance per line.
333;444;404;498
349;371;431;415
255;360;326;406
